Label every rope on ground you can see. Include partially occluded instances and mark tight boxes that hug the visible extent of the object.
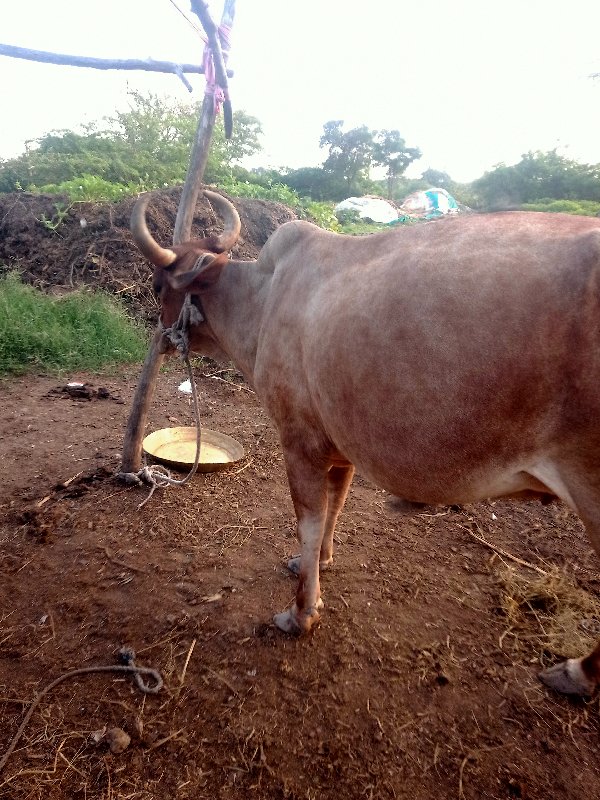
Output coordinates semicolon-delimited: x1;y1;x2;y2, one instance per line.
0;648;162;775
117;293;204;508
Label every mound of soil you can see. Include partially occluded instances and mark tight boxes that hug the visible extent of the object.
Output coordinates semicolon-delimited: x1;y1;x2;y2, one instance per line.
0;188;296;322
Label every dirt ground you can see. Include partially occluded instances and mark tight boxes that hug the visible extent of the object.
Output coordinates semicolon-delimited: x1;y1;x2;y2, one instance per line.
1;192;600;799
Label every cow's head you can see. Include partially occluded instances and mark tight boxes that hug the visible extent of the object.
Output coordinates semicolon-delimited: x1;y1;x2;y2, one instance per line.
131;190;241;355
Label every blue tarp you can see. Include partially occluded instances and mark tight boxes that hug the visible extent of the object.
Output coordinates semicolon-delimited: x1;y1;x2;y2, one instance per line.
399;188;459;219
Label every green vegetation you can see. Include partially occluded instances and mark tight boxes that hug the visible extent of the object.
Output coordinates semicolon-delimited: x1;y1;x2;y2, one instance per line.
218;176;342;231
372;128;422;200
36;175;137;202
277;121;421;202
520;198;600;216
337;219;390;235
1;93;600;216
0;91;263;199
0;272;149;375
219;176;301;205
301;201;341;231
472;150;600;211
37;202;72;232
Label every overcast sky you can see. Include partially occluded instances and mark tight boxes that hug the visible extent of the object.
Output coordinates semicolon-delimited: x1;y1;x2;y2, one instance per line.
1;0;599;182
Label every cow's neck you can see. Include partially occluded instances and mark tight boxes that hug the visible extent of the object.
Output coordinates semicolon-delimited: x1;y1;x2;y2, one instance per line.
200;258;267;385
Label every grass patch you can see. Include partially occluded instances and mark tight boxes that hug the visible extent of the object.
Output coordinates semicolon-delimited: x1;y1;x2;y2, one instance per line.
337;220;391;235
0;272;149;375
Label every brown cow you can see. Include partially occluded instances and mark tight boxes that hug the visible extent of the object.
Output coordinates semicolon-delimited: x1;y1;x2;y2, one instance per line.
131;190;600;697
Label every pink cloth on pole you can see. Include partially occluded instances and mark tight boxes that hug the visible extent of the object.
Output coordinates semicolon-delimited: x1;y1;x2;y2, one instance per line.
202;24;231;113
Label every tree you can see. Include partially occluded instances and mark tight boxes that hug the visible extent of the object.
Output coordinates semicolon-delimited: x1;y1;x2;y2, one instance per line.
372;130;421;199
420;168;452;189
472;150;600;209
319;120;375;197
318;121;421;201
0;91;263;194
0;128;134;191
207;109;263;182
278;166;346;201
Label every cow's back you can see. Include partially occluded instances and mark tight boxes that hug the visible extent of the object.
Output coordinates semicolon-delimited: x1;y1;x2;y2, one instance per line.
254;213;600;503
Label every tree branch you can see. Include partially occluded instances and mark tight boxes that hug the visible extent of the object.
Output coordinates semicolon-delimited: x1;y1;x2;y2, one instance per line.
0;43;233;92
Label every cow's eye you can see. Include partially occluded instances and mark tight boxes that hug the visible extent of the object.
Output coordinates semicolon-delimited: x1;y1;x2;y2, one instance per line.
152;282;161;297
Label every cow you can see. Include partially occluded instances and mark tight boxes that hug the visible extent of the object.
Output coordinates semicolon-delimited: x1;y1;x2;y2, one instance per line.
131;190;600;697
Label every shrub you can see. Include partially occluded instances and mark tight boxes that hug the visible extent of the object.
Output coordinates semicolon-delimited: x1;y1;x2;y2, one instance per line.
32;174;144;202
300;201;341;232
520;198;600;216
219;177;302;206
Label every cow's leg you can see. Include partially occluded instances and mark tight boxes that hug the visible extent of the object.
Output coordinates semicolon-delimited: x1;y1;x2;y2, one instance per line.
319;464;355;566
538;479;600;696
287;464;355;576
274;453;334;636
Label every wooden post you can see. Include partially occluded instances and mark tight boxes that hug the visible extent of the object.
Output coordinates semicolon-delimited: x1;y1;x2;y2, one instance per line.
120;328;167;472
120;0;236;474
174;0;236;244
173;92;219;244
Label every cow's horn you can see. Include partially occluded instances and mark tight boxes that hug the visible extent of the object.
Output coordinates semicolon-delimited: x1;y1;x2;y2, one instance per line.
130;193;177;268
203;190;241;252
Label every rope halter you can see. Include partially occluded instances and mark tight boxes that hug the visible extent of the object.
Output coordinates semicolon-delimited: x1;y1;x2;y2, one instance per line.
161;292;204;358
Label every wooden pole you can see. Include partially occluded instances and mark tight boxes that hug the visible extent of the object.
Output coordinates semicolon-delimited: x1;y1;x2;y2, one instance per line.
120;0;236;474
120;329;167;473
174;0;236;244
173;92;218;244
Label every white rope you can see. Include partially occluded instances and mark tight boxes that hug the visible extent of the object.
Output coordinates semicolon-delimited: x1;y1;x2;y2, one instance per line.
118;294;204;508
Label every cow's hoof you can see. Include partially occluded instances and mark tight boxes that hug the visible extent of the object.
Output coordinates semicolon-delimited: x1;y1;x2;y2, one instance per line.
273;605;321;636
538;658;596;696
286;555;333;576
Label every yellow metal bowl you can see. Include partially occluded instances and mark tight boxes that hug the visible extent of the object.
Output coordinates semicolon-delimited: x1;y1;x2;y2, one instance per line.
142;426;245;473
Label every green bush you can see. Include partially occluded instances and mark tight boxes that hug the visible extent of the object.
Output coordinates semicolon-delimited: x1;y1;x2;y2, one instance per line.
300;201;341;231
0;272;149;375
337;219;390;235
219;176;302;206
335;208;362;226
33;174;144;202
520;198;600;216
216;178;343;231
332;208;396;234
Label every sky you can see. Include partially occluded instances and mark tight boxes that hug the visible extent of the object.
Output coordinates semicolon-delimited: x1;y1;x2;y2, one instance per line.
1;0;600;183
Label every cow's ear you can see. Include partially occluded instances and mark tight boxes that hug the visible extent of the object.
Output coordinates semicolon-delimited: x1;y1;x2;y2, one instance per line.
167;252;228;292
